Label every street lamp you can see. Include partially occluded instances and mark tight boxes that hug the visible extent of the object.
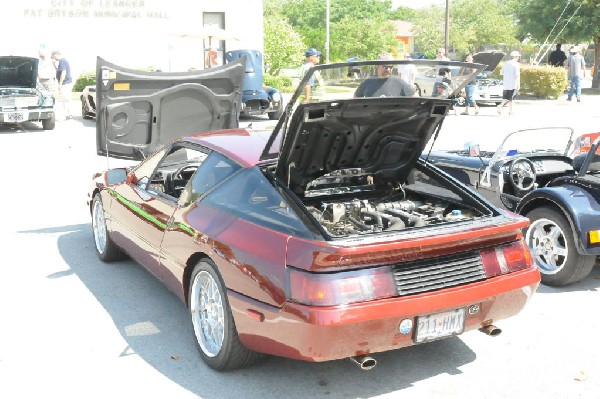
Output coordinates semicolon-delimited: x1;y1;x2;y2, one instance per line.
325;0;330;64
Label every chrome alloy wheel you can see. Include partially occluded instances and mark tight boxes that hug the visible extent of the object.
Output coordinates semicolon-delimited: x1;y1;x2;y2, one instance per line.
526;217;568;275
190;270;225;357
92;198;107;255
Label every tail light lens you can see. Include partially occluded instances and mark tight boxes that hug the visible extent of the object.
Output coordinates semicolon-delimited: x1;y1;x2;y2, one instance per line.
480;240;533;277
287;266;396;307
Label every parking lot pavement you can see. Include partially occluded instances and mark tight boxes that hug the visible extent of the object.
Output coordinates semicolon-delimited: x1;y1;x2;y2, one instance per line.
0;97;599;398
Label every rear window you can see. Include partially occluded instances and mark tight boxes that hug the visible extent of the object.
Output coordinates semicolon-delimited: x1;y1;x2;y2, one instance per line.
203;168;317;238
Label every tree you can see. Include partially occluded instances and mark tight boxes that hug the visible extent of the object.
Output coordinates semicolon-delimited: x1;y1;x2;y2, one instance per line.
412;1;518;59
263;14;305;75
280;0;397;59
512;0;600;88
330;16;397;61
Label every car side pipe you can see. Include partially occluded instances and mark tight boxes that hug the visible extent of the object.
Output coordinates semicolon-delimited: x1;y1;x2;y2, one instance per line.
479;325;502;336
349;355;377;370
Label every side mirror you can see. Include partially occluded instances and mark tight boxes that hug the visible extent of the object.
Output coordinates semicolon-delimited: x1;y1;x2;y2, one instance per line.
105;168;127;185
468;144;480;157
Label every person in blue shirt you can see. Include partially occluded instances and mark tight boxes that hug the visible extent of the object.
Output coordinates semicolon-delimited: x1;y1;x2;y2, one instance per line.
51;50;73;120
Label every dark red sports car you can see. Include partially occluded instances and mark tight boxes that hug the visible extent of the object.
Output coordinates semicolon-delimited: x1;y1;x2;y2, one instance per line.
88;57;540;370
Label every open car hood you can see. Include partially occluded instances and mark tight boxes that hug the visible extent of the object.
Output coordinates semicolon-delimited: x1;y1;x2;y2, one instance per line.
96;56;245;160
0;56;38;89
260;60;483;195
473;51;505;72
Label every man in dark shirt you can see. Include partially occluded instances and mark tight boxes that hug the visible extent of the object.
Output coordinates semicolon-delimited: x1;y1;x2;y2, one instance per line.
51;50;73;119
355;52;416;98
548;44;567;67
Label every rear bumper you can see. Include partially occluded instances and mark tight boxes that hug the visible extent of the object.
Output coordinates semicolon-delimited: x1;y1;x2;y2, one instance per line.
230;265;540;362
0;109;54;123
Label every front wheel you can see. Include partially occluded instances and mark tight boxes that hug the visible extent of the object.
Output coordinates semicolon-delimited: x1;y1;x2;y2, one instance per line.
189;259;264;370
268;107;283;120
525;207;595;286
42;114;55;130
91;193;125;262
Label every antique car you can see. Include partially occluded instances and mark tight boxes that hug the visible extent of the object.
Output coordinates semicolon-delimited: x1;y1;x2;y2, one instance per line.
0;56;56;130
414;51;505;105
426;128;600;286
81;81;96;119
88;57;539;370
225;49;283;120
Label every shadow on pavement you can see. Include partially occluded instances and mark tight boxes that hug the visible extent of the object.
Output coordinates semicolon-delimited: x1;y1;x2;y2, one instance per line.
20;223;478;399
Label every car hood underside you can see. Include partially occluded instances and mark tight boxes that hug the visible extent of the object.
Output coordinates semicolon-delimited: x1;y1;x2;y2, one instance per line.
276;97;451;195
0;56;38;89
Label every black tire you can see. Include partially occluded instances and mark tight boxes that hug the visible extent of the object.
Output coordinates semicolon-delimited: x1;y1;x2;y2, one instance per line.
188;259;265;370
268;107;283;120
525;206;595;286
42;114;55;130
91;193;125;262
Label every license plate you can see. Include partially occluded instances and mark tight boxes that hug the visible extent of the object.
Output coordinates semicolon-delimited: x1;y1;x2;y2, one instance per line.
415;308;465;343
7;112;27;122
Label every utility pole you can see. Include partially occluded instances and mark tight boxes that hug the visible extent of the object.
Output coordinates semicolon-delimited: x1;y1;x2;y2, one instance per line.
326;0;330;64
444;0;449;55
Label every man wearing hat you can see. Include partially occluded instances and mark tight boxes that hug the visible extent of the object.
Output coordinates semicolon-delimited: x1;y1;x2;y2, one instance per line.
497;50;521;116
566;45;586;102
299;48;323;103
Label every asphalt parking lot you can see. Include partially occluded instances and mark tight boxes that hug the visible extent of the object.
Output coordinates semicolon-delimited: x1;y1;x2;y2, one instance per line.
0;94;599;399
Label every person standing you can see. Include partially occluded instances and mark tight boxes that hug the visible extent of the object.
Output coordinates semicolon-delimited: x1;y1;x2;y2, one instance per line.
497;50;521;116
51;50;73;120
399;53;417;89
299;48;323;103
566;45;586;102
460;53;479;115
436;48;450;61
548;43;567;67
354;52;416;98
37;49;56;92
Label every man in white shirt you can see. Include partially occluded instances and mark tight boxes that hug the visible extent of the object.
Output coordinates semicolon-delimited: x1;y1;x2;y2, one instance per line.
37;49;56;92
497;50;521;116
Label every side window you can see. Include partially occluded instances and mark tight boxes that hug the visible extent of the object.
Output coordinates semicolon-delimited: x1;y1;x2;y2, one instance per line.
202;168;315;238
182;152;241;203
146;145;208;200
131;148;166;185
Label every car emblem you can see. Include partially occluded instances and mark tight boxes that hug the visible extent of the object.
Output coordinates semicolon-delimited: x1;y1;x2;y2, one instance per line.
399;319;413;334
468;305;480;315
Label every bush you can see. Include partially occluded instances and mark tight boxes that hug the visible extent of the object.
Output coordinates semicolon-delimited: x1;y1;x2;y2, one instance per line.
73;72;96;92
492;63;568;99
264;74;294;93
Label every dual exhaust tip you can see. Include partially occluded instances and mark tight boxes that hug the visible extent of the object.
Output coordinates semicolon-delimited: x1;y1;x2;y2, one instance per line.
348;324;501;371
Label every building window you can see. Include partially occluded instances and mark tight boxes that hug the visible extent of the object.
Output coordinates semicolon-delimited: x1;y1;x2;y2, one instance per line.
203;12;225;68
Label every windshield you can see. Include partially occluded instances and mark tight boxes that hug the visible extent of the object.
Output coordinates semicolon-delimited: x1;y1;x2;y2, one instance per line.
494;127;575;159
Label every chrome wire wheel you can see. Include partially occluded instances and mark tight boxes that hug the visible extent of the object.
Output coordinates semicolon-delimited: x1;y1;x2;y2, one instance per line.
92;197;107;255
526;217;567;275
190;270;225;357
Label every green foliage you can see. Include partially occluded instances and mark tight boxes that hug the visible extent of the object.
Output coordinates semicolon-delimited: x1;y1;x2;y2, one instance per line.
280;0;398;59
512;0;600;87
330;17;397;61
520;64;569;99
412;6;445;59
494;62;568;98
73;72;95;92
264;74;294;92
264;14;305;75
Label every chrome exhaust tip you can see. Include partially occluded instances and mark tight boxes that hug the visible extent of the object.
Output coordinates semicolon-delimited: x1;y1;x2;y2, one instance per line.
479;324;502;336
349;355;377;370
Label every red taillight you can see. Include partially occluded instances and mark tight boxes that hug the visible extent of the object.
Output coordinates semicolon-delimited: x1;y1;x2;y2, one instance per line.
287;267;396;306
480;240;533;277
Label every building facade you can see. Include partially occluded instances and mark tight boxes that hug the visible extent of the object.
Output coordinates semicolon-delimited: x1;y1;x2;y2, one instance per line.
6;0;263;78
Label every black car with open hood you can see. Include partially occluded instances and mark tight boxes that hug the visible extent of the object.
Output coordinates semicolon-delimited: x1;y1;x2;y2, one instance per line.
0;56;56;130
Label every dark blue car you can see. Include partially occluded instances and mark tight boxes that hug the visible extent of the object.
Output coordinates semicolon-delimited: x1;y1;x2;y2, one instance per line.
426;127;600;286
225;49;283;120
